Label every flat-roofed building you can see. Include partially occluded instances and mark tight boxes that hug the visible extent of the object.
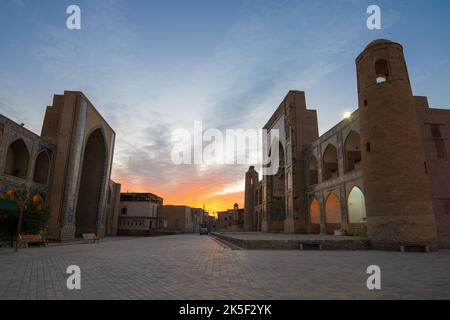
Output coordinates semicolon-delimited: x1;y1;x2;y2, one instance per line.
118;192;165;236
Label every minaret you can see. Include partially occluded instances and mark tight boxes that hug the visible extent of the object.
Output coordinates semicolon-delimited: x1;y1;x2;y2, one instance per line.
244;166;258;231
356;39;438;250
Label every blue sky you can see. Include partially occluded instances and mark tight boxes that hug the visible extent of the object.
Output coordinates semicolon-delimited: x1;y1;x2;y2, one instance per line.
1;0;449;211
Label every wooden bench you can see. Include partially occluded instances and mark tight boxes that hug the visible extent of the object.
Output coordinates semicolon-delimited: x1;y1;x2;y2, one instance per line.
82;233;100;243
20;234;49;248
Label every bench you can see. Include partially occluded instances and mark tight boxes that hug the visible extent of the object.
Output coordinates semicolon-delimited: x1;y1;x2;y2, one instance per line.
82;233;100;243
299;243;323;251
20;234;49;248
400;245;430;253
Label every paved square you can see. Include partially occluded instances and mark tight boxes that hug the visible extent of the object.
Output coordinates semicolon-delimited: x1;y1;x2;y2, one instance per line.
1;234;449;299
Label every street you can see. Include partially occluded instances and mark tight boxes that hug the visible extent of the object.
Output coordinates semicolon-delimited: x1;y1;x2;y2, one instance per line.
1;234;449;299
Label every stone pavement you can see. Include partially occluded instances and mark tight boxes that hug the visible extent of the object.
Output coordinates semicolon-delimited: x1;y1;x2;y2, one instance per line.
0;234;449;299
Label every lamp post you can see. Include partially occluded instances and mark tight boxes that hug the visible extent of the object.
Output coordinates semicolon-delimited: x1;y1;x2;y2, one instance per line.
15;199;25;253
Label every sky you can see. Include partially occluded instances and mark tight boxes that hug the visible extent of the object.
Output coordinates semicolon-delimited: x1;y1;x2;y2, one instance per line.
1;0;450;215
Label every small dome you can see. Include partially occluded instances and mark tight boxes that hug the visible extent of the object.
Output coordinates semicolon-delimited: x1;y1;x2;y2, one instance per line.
365;39;393;49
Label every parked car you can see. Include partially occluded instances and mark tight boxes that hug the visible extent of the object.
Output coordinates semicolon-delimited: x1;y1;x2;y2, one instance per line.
199;227;209;235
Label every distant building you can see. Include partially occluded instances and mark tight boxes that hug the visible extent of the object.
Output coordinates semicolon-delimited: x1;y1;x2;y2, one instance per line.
191;208;205;233
118;192;165;236
217;203;243;231
158;205;194;233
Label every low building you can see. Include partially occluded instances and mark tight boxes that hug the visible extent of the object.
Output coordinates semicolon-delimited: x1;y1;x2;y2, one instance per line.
118;192;165;236
217;203;243;231
158;205;194;233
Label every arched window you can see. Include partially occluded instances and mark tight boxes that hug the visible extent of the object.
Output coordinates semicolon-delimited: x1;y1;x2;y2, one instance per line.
322;144;338;181
344;131;361;173
375;59;389;83
325;192;341;234
308;156;319;185
33;151;50;184
4;139;29;178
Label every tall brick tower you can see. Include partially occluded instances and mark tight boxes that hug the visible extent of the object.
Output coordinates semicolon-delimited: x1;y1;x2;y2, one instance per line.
244;166;258;231
356;39;438;250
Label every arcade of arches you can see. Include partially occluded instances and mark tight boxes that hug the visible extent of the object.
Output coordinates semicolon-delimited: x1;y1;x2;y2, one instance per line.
308;186;366;236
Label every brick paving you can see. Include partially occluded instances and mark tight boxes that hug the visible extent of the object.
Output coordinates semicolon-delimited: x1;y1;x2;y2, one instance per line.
0;234;449;299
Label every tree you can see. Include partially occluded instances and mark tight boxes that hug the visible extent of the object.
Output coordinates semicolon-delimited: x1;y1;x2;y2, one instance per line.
0;188;50;247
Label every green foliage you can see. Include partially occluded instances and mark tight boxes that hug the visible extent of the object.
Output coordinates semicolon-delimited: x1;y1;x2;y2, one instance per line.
0;194;51;241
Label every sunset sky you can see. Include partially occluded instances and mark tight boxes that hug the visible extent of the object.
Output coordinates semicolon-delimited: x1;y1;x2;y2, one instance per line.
1;0;450;215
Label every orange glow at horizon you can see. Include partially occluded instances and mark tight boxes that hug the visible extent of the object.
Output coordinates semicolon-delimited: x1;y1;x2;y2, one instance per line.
116;178;244;218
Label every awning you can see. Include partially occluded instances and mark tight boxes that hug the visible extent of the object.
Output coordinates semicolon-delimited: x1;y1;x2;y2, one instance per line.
0;198;19;212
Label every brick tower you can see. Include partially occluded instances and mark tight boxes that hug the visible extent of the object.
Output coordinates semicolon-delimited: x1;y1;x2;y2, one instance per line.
356;39;438;250
244;166;258;231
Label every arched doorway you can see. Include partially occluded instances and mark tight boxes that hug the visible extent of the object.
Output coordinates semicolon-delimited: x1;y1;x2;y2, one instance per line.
75;129;107;237
4;139;29;178
347;186;367;236
33;151;50;184
325;192;341;234
344;131;361;173
308;156;319;185
322;144;338;181
309;197;320;234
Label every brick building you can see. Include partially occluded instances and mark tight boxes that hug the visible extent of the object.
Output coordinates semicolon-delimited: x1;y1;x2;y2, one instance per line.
245;39;450;250
0;91;121;240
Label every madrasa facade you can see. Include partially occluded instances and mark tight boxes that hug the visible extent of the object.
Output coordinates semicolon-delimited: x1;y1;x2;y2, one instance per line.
0;91;121;241
244;39;450;250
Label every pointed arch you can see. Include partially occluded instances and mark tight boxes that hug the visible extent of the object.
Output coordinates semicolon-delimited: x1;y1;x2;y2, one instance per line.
4;139;30;178
347;186;366;223
33;150;50;184
309;197;320;234
75;128;108;237
344;131;362;173
325;192;341;234
347;186;367;236
322;144;338;181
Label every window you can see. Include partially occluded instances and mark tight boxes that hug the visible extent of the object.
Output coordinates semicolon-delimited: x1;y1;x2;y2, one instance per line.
121;207;128;215
430;125;447;159
375;59;389;83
